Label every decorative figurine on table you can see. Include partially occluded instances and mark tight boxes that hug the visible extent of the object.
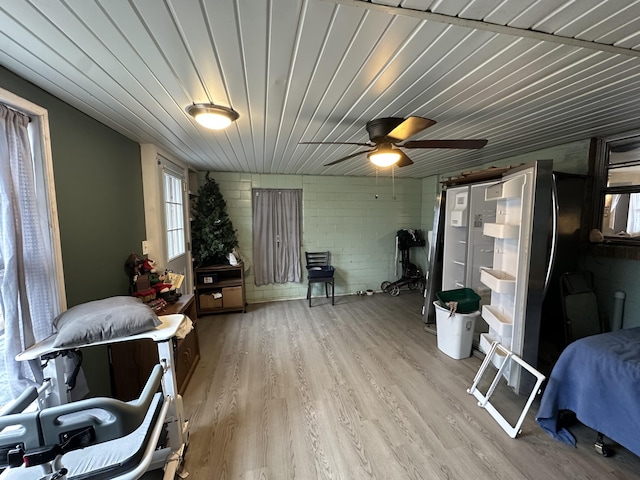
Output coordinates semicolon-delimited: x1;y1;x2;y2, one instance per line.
124;253;179;309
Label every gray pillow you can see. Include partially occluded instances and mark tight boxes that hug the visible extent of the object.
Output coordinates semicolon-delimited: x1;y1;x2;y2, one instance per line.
53;296;162;348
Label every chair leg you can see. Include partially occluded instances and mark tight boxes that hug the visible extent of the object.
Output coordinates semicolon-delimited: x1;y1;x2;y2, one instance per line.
307;283;312;307
331;280;334;305
325;282;329;298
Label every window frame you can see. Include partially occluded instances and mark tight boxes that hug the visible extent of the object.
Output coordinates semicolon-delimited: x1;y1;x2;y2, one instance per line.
163;169;186;261
0;88;65;405
592;129;640;248
0;87;66;312
251;188;303;286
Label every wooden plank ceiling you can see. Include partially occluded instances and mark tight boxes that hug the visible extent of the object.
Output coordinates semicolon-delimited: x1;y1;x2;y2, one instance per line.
1;0;640;178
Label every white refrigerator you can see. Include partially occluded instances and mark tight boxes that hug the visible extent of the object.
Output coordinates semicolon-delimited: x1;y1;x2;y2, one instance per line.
425;160;557;369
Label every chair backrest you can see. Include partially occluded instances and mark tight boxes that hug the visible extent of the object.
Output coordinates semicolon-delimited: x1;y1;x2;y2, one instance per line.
305;251;330;268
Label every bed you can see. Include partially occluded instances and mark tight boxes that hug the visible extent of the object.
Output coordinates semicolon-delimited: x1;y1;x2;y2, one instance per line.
536;326;640;457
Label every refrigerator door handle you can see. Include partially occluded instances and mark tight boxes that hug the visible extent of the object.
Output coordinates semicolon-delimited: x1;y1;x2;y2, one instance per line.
544;174;559;297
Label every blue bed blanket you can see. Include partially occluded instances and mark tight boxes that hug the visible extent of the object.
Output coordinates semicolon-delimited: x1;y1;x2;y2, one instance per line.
536;327;640;456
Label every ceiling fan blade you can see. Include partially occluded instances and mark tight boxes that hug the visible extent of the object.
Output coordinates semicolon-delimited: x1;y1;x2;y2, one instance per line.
402;139;488;149
324;149;374;166
396;150;414;168
300;141;372;147
386;116;437;142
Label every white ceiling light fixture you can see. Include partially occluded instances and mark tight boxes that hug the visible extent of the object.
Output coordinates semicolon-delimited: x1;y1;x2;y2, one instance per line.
187;103;239;129
368;144;401;167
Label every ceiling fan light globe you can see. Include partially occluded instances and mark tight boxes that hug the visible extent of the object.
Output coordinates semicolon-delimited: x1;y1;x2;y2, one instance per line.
188;104;239;129
368;151;401;167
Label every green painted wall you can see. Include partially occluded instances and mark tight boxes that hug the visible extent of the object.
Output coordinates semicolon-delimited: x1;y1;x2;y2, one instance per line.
0;66;145;395
50;113;144;306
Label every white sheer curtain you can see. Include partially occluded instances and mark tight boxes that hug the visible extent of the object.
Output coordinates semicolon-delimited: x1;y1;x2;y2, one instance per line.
0;104;55;398
608;194;619;230
627;193;640;235
252;189;302;286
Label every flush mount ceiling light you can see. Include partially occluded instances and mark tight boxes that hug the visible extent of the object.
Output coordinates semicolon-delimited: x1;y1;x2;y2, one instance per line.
368;144;401;167
187;103;239;129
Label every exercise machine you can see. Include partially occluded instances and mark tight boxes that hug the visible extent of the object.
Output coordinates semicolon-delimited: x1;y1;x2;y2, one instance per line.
0;314;190;480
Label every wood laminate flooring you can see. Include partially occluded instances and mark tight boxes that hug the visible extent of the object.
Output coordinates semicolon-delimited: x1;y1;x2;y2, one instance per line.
180;292;640;479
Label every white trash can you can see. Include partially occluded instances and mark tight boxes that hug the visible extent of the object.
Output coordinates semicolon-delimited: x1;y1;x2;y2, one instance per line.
433;301;480;359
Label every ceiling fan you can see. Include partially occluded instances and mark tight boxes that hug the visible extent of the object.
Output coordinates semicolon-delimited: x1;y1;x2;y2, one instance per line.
300;116;488;168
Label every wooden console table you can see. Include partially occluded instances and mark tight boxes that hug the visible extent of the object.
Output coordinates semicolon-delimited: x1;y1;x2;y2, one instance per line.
109;294;200;401
195;263;246;315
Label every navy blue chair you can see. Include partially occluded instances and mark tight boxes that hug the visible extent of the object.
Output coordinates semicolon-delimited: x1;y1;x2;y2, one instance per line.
305;251;335;307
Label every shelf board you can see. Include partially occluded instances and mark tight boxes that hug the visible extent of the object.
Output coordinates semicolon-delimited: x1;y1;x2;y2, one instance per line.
484;176;524;201
483;222;519;239
195;263;242;272
197;278;242;288
480;269;516;294
482;304;513;337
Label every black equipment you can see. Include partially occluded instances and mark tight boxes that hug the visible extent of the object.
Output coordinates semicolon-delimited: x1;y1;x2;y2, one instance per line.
381;229;426;296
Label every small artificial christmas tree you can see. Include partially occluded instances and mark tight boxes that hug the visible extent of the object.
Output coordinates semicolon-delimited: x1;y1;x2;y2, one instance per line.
191;173;238;266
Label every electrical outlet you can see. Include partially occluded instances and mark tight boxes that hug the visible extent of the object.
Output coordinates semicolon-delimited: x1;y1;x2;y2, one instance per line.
142;240;149;255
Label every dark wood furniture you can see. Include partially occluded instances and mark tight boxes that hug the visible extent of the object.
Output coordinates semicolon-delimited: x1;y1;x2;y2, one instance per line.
194;263;246;316
109;294;200;401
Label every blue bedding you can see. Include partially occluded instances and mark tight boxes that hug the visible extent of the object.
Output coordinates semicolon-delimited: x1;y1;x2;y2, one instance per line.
536;327;640;456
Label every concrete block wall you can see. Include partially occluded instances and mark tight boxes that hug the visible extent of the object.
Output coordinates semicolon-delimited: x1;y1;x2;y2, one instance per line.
196;172;424;304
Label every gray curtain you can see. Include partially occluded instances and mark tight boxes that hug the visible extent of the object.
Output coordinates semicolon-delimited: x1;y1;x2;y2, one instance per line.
0;104;52;399
252;189;302;286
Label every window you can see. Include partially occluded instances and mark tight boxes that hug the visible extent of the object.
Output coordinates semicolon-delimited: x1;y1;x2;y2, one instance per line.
0;88;65;406
252;189;302;285
164;170;185;260
593;131;640;245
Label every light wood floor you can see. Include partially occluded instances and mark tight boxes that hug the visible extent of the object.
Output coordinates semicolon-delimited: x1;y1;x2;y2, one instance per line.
181;292;640;480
